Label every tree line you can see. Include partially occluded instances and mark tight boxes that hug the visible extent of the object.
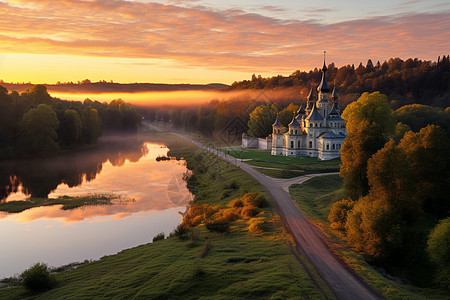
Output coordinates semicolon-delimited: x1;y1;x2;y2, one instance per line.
0;85;141;159
329;92;450;289
228;55;450;108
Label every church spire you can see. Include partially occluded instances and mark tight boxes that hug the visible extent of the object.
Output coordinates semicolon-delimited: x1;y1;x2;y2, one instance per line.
317;51;330;93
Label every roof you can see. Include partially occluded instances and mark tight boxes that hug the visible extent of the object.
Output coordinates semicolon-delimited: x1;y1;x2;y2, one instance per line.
306;87;314;101
305;104;324;121
297;104;306;115
329;103;339;116
288;116;301;127
328;113;344;121
317;71;330;93
272;117;282;127
317;131;347;139
332;87;338;99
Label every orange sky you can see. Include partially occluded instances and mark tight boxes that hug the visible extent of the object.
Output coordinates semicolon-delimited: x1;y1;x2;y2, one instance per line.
0;0;449;84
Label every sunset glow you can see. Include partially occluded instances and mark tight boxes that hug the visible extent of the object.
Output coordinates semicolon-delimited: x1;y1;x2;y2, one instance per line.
0;0;449;84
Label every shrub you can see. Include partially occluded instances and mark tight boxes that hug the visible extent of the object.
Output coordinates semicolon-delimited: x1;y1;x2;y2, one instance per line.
152;232;165;242
241;192;267;208
205;219;230;233
171;224;189;239
229;198;244;208
220;208;238;222
183;204;220;227
241;205;259;218
328;198;355;230
20;263;56;293
248;218;265;234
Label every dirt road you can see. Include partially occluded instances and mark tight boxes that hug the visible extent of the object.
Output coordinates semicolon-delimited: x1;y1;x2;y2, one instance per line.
171;132;383;300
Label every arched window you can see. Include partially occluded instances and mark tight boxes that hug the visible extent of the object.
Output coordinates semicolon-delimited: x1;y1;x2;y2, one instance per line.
309;141;312;149
298;141;301;148
290;130;293;134
290;141;294;148
326;144;329;150
332;144;335;150
295;130;297;135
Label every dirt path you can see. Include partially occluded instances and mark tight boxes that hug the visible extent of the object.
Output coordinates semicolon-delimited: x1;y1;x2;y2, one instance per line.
171;132;383;300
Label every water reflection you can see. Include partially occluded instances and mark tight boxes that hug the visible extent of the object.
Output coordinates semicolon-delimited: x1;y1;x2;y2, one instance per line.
0;135;148;201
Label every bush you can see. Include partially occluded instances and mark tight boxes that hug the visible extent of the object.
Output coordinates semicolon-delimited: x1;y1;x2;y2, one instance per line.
328;198;355;230
248;218;265;234
20;263;56;293
152;232;165;242
241;192;267;208
171;224;189;239
241;205;259;218
205;219;230;233
229;198;244;208
182;204;220;227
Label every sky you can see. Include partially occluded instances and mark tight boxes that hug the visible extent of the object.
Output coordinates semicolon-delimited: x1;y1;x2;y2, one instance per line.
0;0;449;84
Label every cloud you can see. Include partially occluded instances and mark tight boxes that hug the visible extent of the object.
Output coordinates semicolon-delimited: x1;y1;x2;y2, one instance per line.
0;0;449;73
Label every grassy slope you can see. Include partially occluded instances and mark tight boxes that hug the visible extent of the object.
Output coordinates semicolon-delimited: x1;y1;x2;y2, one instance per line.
0;132;333;299
289;175;450;300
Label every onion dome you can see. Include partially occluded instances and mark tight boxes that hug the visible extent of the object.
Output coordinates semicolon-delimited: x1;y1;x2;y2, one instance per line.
288;116;301;127
305;104;324;121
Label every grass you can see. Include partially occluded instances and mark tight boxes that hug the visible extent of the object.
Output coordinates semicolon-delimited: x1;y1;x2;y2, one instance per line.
0;132;335;299
223;149;340;179
289;175;450;300
0;193;133;214
289;175;344;222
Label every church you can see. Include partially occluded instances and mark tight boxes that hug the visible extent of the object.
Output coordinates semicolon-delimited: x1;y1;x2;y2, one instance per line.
271;58;347;160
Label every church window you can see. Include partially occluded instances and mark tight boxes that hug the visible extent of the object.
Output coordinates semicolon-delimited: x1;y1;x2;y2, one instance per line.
295;130;297;135
333;144;335;150
326;144;329;150
290;130;293;134
309;141;312;149
291;141;294;148
298;141;300;148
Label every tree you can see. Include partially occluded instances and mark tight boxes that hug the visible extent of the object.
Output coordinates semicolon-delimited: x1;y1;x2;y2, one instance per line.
20;263;56;293
17;104;60;156
427;217;450;289
247;104;277;137
83;107;101;144
340;92;395;199
398;125;450;216
60;110;82;146
278;103;299;126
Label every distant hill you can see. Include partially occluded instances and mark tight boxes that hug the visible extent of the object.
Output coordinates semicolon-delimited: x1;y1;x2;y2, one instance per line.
0;81;229;94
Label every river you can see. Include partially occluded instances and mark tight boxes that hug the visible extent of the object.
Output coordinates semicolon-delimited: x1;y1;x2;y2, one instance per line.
0;135;192;278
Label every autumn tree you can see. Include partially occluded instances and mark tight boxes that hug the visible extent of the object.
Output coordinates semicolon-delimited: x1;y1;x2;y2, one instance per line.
340;92;395;199
398;125;450;217
247;104;277;137
17;104;60;155
277;103;299;126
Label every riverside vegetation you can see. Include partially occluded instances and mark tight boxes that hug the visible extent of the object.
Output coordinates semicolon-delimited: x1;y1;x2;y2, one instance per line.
0;133;334;299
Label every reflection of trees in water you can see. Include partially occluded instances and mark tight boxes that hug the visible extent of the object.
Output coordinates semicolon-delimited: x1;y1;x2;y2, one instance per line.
0;135;148;201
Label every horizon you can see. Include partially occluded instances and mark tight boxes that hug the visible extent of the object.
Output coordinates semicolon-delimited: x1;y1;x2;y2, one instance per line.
0;0;449;85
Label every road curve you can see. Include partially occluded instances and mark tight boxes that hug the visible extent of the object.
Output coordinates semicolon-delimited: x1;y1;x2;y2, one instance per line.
172;133;383;300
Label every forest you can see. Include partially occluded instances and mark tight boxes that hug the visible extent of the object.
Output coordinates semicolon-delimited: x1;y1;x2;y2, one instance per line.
0;85;141;159
229;55;450;108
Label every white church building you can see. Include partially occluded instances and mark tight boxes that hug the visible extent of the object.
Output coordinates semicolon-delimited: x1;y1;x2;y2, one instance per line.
271;59;347;160
242;57;347;161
